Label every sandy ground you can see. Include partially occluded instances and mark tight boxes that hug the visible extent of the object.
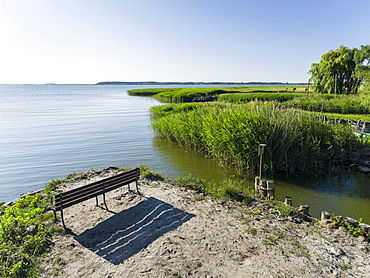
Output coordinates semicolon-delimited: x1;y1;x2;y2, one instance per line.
41;170;370;277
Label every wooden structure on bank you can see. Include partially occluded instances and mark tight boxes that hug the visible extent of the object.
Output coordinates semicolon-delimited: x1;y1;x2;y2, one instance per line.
254;175;369;238
49;168;140;229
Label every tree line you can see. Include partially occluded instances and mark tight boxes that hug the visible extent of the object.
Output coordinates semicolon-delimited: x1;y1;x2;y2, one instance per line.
309;45;370;94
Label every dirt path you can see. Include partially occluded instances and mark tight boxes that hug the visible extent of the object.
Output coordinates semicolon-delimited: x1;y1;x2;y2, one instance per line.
41;170;370;277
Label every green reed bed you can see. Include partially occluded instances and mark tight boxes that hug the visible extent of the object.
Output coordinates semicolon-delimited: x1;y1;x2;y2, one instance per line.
127;88;178;96
128;86;307;103
149;102;225;118
285;95;369;114
300;110;370;122
154;88;218;102
218;92;305;103
151;102;359;177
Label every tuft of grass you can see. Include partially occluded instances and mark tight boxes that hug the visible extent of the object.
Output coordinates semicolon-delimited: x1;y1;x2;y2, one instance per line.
173;175;254;205
331;215;369;241
263;236;277;245
245;227;257;236
274;202;295;217
139;165;164;180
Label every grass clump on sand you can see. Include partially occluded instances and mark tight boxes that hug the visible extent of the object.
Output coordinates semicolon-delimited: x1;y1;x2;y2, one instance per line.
173;174;254;205
151;102;359;177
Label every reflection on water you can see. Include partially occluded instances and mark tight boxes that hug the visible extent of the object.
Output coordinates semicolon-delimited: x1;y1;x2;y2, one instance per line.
151;137;252;182
152;137;370;223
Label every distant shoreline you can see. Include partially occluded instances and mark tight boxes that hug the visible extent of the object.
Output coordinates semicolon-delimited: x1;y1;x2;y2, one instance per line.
96;81;307;86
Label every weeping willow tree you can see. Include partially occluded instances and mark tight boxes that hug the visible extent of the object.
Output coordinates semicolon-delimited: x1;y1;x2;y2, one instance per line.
309;45;370;94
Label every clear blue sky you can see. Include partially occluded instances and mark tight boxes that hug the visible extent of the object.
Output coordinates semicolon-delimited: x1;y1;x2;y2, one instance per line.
0;0;369;84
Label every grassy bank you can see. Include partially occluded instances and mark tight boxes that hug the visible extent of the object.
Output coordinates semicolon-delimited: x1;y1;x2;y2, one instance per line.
149;103;225;118
285;95;369;114
151;102;359;177
2;164;368;277
218;92;304;103
128;86;307;103
0;180;66;277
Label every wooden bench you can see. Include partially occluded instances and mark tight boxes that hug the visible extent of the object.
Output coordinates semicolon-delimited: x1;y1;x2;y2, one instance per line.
50;168;140;229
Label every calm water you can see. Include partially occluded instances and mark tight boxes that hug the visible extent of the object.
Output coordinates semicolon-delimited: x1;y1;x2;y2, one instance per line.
1;85;369;223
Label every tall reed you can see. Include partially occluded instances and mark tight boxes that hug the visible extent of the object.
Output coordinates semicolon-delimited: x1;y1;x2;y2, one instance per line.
151;102;359;177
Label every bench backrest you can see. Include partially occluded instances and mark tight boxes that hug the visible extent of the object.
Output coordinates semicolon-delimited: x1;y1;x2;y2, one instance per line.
53;168;139;211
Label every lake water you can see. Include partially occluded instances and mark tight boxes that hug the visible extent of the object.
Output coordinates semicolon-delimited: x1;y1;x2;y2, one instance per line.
1;85;369;223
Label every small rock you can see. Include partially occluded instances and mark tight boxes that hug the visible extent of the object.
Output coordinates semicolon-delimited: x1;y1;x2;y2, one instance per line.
357;236;366;242
327;222;339;229
357;166;370;174
359;245;368;252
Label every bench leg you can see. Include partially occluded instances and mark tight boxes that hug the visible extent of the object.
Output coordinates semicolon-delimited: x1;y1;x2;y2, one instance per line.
103;182;108;210
60;208;66;230
95;196;98;206
103;192;108;210
136;180;139;194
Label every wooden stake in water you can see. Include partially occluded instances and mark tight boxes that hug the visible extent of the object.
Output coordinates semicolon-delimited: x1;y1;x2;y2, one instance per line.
258;144;266;179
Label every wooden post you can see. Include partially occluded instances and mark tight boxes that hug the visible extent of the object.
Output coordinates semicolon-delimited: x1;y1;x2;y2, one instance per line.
321;211;331;221
344;217;358;227
299;204;309;215
259;179;267;197
361;121;367;137
360;223;370;235
254;176;261;195
284;197;292;206
266;180;275;199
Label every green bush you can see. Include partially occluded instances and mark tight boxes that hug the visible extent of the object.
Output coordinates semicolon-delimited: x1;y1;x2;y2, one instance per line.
0;193;64;277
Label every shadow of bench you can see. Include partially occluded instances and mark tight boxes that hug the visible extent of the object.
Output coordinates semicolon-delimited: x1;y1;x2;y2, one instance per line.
74;196;196;265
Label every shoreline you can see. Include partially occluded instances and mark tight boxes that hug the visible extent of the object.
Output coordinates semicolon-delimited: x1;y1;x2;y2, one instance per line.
39;169;369;277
